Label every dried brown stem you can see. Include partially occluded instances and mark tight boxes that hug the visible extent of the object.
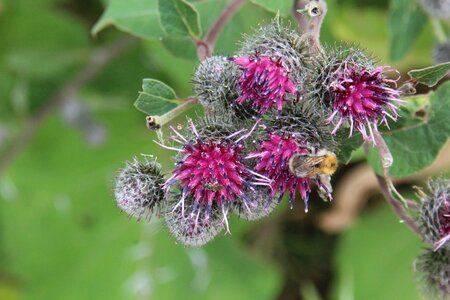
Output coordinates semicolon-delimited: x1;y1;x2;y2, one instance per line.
363;143;423;238
146;97;198;131
196;0;246;61
0;36;138;175
374;173;423;238
292;0;327;55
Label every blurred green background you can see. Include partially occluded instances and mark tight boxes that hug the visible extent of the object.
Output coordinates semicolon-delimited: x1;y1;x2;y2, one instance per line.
0;0;446;299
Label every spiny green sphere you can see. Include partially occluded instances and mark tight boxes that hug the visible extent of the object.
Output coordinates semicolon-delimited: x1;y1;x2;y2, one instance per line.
238;19;310;90
114;156;165;220
232;189;279;221
165;195;224;247
415;248;450;299
192;55;239;112
417;178;450;251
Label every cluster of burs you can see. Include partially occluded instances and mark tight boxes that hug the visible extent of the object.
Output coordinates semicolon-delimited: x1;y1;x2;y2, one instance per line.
114;19;404;247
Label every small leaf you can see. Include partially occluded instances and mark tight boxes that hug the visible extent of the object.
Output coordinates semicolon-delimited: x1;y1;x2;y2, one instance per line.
248;0;292;16
388;0;428;61
368;81;450;177
134;79;179;116
408;62;450;87
92;0;164;39
336;131;363;164
158;0;201;39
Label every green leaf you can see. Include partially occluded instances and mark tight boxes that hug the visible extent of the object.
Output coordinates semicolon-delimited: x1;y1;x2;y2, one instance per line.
408;62;450;87
336;131;363;164
158;0;201;39
161;37;198;60
134;79;179;116
248;0;292;16
368;81;450;177
388;0;428;61
92;0;164;39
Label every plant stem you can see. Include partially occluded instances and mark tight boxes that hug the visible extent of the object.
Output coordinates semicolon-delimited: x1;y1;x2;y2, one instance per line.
431;18;447;43
375;173;423;238
146;97;198;130
292;0;327;55
0;36;138;175
363;143;423;238
196;0;246;61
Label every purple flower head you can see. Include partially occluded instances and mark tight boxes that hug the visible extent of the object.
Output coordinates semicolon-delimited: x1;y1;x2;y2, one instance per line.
327;65;403;143
232;56;297;116
247;133;332;212
435;197;450;251
158;120;271;232
418;178;450;251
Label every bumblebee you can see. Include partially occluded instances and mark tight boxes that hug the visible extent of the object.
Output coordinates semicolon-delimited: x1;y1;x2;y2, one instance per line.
288;149;338;178
202;182;224;192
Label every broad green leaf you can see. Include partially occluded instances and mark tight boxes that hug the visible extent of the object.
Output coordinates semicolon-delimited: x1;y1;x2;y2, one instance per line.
336;131;363;164
388;0;428;61
408;62;450;87
248;0;292;16
161;37;198;60
158;0;201;38
135;79;179;116
92;0;164;39
368;81;450;177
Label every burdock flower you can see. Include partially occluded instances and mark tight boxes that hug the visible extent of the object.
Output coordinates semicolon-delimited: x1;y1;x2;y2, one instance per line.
418;178;450;251
232;55;297;115
158;119;271;232
247;133;333;212
327;65;403;143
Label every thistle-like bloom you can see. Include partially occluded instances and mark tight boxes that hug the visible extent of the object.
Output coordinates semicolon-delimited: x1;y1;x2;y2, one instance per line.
158;120;271;232
418;178;450;251
327;65;403;143
247;133;332;212
232;56;297;115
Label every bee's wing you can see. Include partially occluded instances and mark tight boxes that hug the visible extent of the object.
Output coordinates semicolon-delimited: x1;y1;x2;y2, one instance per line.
289;155;325;177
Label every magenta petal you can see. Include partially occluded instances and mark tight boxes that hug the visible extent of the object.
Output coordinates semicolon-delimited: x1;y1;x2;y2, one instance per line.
233;55;297;115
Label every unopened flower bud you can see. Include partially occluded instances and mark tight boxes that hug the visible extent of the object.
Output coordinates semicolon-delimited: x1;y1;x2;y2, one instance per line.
114;156;165;220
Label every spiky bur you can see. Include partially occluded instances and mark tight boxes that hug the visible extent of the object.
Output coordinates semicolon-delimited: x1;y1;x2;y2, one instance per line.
417;178;450;251
165;194;224;247
157;119;272;233
433;39;450;65
192;56;239;114
232;19;312;116
247;133;333;212
232;189;279;221
267;101;337;151
309;45;403;144
415;248;450;299
232;56;297;115
418;0;450;20
114;156;165;220
237;19;310;89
